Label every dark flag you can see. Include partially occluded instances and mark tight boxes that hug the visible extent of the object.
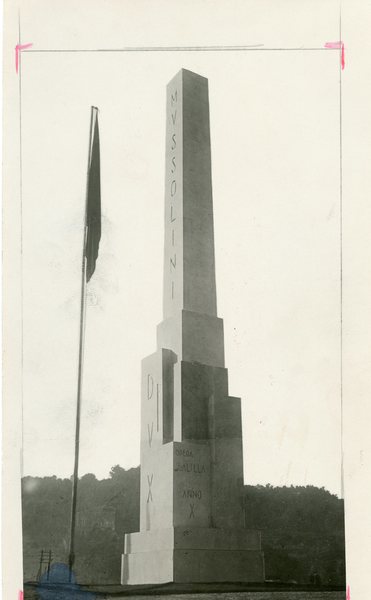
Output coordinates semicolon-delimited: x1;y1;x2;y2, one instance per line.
68;106;101;579
85;107;101;282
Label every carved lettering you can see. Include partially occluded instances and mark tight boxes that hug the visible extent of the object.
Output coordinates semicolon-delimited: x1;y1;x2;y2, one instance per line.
147;473;153;503
182;489;202;500
176;448;194;458
147;374;153;400
147;422;153;447
189;503;195;519
174;463;207;474
168;87;178;308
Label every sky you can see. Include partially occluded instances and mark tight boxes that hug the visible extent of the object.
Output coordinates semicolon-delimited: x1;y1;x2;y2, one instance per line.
20;42;342;495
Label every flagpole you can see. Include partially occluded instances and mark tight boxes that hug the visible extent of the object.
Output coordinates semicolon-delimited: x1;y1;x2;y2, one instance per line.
68;108;95;581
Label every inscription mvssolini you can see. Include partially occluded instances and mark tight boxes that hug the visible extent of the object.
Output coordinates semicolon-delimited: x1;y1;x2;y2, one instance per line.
169;88;177;301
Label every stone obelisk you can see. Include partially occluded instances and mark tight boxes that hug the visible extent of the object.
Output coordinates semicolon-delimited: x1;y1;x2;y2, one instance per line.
121;69;265;584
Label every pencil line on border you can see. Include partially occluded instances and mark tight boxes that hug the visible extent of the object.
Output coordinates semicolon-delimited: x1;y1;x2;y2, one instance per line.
24;46;335;53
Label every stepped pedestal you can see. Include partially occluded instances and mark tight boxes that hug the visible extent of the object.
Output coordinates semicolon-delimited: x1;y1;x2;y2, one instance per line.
122;526;264;584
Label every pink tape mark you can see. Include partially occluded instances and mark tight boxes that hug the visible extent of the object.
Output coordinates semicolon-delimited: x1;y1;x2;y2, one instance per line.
18;591;24;600
346;585;351;600
324;41;345;70
15;43;33;74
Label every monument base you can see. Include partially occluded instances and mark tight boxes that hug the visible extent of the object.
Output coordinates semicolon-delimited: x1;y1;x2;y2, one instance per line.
121;527;265;584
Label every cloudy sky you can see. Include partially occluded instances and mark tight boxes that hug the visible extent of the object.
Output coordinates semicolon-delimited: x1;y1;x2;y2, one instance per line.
19;5;343;496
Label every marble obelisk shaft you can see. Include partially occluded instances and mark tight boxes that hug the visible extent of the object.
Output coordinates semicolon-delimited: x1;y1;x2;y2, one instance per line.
163;69;217;318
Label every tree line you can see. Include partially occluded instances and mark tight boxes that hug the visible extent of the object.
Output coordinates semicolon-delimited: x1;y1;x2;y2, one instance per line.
22;466;345;586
